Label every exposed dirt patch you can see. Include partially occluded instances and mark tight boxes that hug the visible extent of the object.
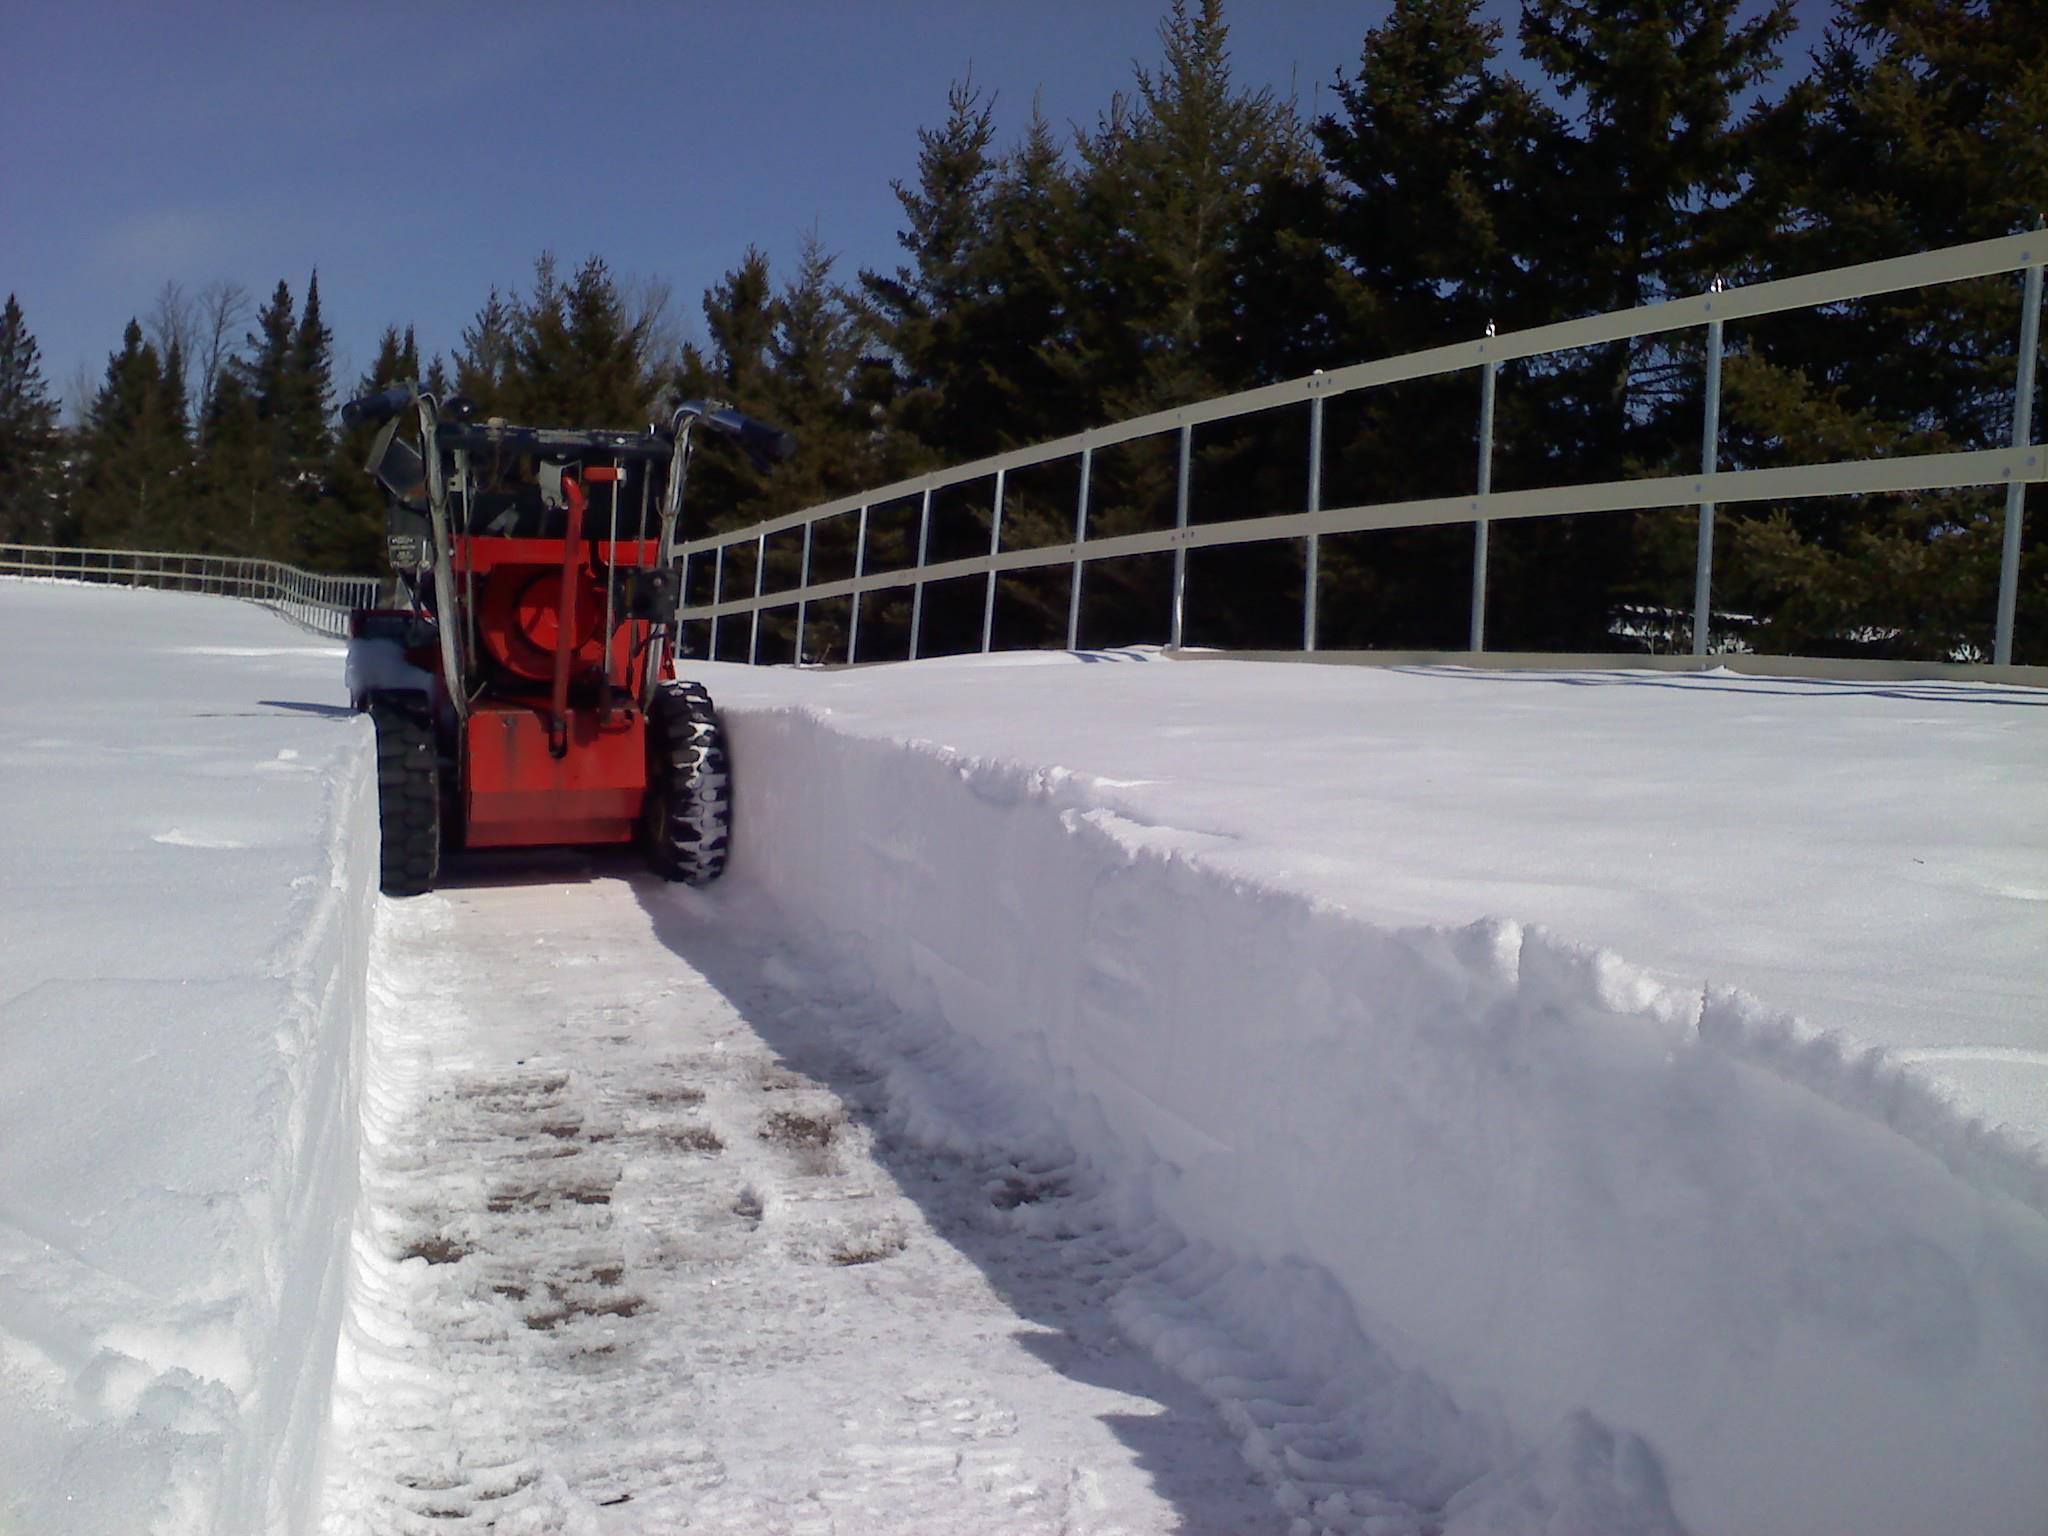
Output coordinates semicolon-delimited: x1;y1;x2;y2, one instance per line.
830;1233;907;1266
760;1109;839;1149
658;1125;725;1153
400;1234;471;1265
640;1083;706;1107
487;1179;615;1213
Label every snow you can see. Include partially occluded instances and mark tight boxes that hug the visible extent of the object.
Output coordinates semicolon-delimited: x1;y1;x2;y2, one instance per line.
0;581;374;1535
5;580;2047;1536
318;872;1278;1534
695;653;2048;1536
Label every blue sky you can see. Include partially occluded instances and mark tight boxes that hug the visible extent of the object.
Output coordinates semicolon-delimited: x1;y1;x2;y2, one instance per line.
2;1;1829;418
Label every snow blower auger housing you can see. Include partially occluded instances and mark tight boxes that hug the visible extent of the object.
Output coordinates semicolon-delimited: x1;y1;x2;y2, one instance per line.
339;385;795;896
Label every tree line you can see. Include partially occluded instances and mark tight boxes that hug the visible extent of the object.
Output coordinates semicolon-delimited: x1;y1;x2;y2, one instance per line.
2;0;2042;662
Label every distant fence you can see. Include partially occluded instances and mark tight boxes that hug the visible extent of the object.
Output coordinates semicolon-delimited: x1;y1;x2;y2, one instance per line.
0;544;380;638
677;229;2045;669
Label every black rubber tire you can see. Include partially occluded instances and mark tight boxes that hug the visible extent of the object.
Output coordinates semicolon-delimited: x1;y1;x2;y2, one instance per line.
643;680;731;885
371;698;441;896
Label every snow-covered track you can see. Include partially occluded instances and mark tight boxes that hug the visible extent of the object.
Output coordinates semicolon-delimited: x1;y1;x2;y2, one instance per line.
318;865;1282;1534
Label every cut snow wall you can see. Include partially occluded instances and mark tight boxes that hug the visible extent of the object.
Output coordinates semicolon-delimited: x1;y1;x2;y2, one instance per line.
723;703;2048;1536
219;728;380;1534
0;729;377;1536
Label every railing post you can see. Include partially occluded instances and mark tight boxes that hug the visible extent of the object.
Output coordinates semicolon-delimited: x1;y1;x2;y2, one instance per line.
1694;296;1726;658
709;545;723;660
797;523;813;664
1471;349;1498;653
1171;422;1192;649
908;487;933;660
749;533;766;664
849;503;870;663
1305;392;1324;651
981;469;1005;653
1068;447;1091;651
1997;252;2044;666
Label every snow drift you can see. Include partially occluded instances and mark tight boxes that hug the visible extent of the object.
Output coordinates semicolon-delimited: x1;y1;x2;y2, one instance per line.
0;584;377;1536
716;686;2048;1536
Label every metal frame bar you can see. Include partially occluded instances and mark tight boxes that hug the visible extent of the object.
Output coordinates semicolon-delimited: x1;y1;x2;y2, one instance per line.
1694;315;1725;658
1997;257;2045;665
910;488;932;660
1471;357;1497;653
849;502;870;662
1304;396;1324;652
981;470;1005;653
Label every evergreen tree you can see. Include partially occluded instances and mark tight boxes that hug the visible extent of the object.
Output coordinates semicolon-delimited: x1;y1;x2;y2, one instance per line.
1057;0;1330;646
454;287;516;413
1315;0;1552;647
1724;0;2048;660
489;254;662;427
233;280;297;425
75;319;193;548
683;248;778;412
859;77;1002;462
1474;0;1797;649
671;240;886;659
564;255;660;426
194;368;272;555
0;294;63;544
202;280;301;557
291;270;335;459
1068;0;1322;415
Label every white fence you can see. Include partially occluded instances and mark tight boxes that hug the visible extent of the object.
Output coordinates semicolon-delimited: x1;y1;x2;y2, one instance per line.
0;544;381;638
678;229;2045;669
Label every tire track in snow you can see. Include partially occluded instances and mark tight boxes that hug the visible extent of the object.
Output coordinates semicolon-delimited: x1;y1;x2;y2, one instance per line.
318;865;1282;1534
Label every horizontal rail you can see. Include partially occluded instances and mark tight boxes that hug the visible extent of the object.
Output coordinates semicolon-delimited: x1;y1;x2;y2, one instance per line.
684;444;2046;621
679;229;2046;557
0;543;380;638
678;228;2046;669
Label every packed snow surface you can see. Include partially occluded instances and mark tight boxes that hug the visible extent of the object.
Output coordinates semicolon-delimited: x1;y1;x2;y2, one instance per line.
5;580;2047;1536
0;582;371;1535
319;872;1279;1534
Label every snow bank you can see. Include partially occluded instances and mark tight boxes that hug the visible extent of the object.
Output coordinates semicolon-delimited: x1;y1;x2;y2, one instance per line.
0;583;379;1535
716;689;2048;1536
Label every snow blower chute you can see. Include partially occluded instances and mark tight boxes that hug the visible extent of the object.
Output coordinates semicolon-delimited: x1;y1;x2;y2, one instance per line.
339;385;795;896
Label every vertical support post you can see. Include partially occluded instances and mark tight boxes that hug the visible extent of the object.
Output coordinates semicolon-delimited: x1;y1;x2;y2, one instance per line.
1471;356;1498;653
910;486;932;660
708;545;723;660
1068;446;1092;651
848;503;870;663
797;523;813;664
1997;255;2044;666
749;533;766;664
1171;422;1192;649
981;469;1005;653
1694;313;1726;658
1304;394;1324;651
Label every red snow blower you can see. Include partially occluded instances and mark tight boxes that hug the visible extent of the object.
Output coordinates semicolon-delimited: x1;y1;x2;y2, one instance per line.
339;385;794;896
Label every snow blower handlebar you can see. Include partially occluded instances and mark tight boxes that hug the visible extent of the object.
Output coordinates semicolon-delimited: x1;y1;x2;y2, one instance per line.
664;400;797;473
340;385;416;430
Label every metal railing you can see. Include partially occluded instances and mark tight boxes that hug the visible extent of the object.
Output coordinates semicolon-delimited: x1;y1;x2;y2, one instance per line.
679;229;2047;668
0;544;381;638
